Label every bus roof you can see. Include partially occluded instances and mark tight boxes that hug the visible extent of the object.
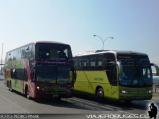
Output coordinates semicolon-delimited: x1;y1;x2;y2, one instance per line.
6;41;70;54
35;41;69;45
74;50;147;57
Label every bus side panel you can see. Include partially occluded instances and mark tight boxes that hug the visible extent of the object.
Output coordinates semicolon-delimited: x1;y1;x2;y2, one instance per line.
10;79;24;93
108;86;119;100
74;70;120;100
74;71;89;93
87;71;119;99
85;71;108;94
4;68;11;87
119;86;152;100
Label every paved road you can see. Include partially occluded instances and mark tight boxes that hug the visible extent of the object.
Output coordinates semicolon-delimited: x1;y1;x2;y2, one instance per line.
0;79;158;119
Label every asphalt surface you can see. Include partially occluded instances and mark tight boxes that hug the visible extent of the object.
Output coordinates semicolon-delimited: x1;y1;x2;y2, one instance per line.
0;77;158;119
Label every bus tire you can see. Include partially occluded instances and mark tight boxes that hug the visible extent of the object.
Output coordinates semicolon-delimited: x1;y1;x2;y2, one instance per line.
96;87;104;101
25;86;30;99
9;81;13;92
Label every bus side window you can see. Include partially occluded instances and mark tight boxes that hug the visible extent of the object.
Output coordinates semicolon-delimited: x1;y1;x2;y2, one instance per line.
74;58;78;69
82;56;89;70
90;61;95;70
58;50;67;59
105;53;117;86
96;54;104;70
79;59;82;70
11;68;17;79
15;68;28;81
89;56;96;70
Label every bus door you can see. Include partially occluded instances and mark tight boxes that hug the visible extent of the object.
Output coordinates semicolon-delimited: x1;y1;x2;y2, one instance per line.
74;58;90;93
105;53;118;98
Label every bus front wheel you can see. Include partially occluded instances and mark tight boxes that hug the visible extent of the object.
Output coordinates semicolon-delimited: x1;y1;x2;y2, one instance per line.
25;86;30;99
9;81;13;92
96;87;104;101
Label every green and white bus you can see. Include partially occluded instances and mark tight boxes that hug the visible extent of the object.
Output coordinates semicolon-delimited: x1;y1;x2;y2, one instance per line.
4;41;75;99
73;50;153;101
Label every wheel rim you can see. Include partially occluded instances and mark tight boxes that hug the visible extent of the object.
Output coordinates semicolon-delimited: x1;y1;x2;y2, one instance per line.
97;88;104;98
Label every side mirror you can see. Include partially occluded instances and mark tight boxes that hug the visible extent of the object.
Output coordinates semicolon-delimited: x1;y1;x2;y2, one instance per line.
151;63;159;76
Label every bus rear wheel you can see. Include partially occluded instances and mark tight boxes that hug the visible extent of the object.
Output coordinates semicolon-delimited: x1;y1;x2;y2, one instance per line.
96;87;104;101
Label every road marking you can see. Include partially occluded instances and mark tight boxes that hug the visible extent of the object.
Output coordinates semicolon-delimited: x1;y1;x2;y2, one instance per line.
65;97;121;111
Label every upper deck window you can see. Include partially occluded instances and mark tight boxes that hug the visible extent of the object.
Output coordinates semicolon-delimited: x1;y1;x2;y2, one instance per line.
35;43;72;60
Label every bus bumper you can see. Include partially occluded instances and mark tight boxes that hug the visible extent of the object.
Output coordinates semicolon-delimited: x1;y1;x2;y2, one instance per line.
119;87;153;100
119;94;152;100
35;88;72;99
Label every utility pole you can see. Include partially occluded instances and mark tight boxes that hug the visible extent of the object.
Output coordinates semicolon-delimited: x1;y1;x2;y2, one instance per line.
1;43;3;74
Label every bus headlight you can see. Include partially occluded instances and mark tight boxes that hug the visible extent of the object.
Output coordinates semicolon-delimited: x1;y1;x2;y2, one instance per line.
121;90;127;94
37;86;40;90
148;90;152;93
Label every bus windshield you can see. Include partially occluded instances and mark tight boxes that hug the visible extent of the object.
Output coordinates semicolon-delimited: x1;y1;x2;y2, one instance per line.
36;64;71;82
117;54;152;87
35;43;73;82
36;43;72;61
